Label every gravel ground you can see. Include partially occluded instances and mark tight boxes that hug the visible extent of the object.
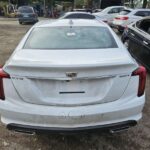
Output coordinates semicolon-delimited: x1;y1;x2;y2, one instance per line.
0;20;150;150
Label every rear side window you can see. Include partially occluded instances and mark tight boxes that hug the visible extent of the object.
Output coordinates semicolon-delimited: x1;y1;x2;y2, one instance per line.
24;27;118;49
119;10;131;15
134;11;150;17
136;19;150;34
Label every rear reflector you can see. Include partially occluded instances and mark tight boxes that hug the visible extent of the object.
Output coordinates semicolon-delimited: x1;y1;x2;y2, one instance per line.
115;16;129;20
0;68;10;100
132;66;146;97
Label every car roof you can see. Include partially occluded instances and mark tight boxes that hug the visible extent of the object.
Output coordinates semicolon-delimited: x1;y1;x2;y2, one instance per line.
35;19;106;28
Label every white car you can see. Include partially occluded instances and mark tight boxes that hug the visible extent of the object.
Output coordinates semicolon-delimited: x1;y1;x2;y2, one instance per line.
112;8;150;32
59;11;104;22
93;6;126;24
0;19;146;134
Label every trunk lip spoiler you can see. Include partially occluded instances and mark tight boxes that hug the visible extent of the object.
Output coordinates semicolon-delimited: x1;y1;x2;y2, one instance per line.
10;74;130;81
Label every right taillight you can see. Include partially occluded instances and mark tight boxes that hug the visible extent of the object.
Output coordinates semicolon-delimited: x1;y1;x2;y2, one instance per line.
132;66;146;97
115;16;129;20
0;68;10;100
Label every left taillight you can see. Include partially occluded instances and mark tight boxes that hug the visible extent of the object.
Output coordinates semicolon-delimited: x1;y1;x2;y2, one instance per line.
0;68;10;100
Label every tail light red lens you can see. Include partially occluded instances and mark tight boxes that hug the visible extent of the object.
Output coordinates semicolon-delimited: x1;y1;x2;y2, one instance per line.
0;68;10;100
132;66;146;97
115;16;129;20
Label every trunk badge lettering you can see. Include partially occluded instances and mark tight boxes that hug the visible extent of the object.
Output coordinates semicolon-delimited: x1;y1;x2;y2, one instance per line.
66;72;77;78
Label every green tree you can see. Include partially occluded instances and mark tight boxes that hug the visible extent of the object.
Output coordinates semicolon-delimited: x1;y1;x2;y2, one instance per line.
143;0;148;8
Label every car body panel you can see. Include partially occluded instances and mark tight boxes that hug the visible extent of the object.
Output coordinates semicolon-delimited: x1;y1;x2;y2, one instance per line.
4;48;137;106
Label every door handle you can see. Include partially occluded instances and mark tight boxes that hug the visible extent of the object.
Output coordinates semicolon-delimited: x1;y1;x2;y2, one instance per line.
143;41;148;45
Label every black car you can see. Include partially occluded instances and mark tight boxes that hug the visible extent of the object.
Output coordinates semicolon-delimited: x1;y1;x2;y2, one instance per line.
122;17;150;71
17;6;38;24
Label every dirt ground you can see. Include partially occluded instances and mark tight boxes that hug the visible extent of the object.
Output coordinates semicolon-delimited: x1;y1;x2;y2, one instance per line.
0;20;150;150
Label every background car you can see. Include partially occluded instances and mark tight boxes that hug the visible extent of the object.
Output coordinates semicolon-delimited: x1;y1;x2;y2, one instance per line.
93;6;126;24
59;12;106;22
122;17;150;71
93;9;102;13
0;19;146;134
17;6;38;24
112;9;150;33
73;8;92;13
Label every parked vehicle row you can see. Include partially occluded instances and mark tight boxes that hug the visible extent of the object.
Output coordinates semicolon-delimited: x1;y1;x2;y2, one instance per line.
112;8;150;33
93;6;126;24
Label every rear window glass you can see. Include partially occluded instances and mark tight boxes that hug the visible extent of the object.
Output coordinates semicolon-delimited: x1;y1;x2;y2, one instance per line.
62;13;95;19
18;7;33;13
78;14;95;19
119;10;131;15
24;27;118;50
64;14;78;19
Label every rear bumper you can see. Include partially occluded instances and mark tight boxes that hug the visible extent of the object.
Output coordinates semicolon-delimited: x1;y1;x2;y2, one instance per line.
18;17;38;23
0;95;145;131
7;120;137;134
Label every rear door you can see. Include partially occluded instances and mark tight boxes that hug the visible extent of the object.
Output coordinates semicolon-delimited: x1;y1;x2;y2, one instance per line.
142;33;150;70
128;27;143;59
128;20;150;70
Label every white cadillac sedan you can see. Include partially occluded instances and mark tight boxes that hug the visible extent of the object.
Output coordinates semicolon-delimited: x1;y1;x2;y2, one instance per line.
0;19;146;134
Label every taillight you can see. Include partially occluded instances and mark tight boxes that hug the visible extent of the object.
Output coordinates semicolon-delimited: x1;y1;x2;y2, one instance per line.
132;66;146;97
0;68;10;100
115;16;129;20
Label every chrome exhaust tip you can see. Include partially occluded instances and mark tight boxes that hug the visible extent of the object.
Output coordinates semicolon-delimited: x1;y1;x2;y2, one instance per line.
110;126;130;134
13;129;35;135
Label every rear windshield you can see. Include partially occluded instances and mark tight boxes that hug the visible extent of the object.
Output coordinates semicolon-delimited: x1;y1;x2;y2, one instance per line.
18;7;33;13
24;27;118;50
119;10;131;15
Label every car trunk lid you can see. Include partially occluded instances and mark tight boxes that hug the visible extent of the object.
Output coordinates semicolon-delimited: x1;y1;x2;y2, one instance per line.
4;49;137;106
